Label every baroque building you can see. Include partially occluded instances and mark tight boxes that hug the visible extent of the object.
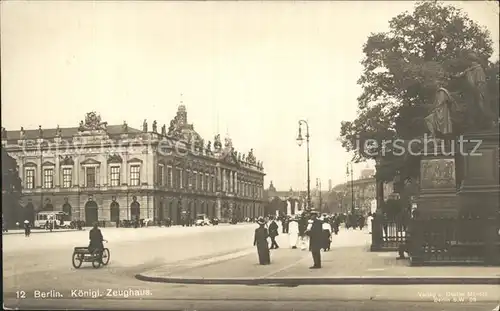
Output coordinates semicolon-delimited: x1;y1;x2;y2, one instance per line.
263;181;306;216
1;106;266;225
329;176;393;214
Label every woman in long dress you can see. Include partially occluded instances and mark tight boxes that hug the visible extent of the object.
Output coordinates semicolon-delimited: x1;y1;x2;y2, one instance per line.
321;218;332;251
288;216;299;249
253;217;270;265
367;213;374;234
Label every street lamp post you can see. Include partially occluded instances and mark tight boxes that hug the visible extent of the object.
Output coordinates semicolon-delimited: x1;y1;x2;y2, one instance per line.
296;120;311;210
317;178;322;214
347;162;355;213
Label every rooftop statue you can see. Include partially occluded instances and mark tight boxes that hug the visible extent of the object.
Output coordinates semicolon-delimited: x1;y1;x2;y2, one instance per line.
143;119;148;132
78;112;107;132
38;125;43;138
161;124;166;136
122;121;128;133
55;125;62;137
206;140;212;153
247;149;256;164
20;127;25;140
224;136;232;148
1;127;6;139
152;120;158;133
214;134;222;150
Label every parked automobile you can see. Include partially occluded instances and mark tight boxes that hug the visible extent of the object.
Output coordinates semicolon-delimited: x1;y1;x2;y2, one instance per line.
210;217;219;225
195;214;211;226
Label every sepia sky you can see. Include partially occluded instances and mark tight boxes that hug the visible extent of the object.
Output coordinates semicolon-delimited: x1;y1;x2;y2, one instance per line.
1;1;498;191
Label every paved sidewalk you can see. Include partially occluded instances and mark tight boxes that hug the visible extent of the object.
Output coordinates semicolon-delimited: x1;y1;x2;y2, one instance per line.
2;222;252;235
2;228;78;235
136;230;500;285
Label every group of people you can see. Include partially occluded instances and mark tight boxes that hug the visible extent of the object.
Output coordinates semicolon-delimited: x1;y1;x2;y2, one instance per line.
253;210;346;269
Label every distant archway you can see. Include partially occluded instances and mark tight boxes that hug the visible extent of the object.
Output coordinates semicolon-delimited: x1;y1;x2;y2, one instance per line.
176;200;182;224
44;202;54;211
212;202;217;218
62;203;72;218
130;201;140;220
84;200;98;226
168;201;173;220
110;202;120;224
24;202;35;224
157;202;164;221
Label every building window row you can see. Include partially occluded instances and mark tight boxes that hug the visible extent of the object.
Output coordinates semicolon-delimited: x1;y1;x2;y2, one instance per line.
22;164;142;189
156;165;217;193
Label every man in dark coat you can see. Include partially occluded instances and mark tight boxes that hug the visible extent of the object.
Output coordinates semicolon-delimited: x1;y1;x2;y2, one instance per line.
253;217;270;265
306;210;323;268
282;216;290;234
88;222;106;262
268;217;280;249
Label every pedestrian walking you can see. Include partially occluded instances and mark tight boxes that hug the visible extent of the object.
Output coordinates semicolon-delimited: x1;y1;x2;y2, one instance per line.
298;214;308;250
23;220;31;237
288;216;299;249
306;210;323;269
322;217;332;251
253;217;270;265
268;217;279;249
367;213;373;234
282;216;289;234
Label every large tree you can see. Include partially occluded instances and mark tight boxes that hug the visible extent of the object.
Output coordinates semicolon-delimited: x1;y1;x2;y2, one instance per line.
340;1;496;182
2;148;22;228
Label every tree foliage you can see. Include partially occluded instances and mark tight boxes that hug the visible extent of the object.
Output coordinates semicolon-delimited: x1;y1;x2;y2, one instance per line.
339;1;496;182
1;148;21;194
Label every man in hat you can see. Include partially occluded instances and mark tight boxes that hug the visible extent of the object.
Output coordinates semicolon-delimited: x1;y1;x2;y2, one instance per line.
306;210;323;268
288;215;299;249
23;219;31;237
268;216;279;249
253;217;270;265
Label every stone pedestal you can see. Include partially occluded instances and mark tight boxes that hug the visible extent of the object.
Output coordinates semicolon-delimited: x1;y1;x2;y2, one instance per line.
458;129;500;265
416;141;458;217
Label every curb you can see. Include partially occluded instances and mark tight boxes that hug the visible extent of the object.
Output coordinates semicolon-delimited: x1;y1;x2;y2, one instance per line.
135;274;500;285
2;229;79;235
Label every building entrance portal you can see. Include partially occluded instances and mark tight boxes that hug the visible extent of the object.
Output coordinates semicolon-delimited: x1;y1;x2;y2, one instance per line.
85;200;98;226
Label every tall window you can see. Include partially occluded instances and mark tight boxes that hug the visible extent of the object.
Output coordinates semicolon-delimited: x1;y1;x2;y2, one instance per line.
210;175;215;192
62;168;72;188
158;165;164;186
25;169;35;189
86;167;96;188
167;167;173;188
43;168;54;188
130;165;140;186
110;166;120;187
182;170;191;188
176;168;182;188
193;171;197;190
